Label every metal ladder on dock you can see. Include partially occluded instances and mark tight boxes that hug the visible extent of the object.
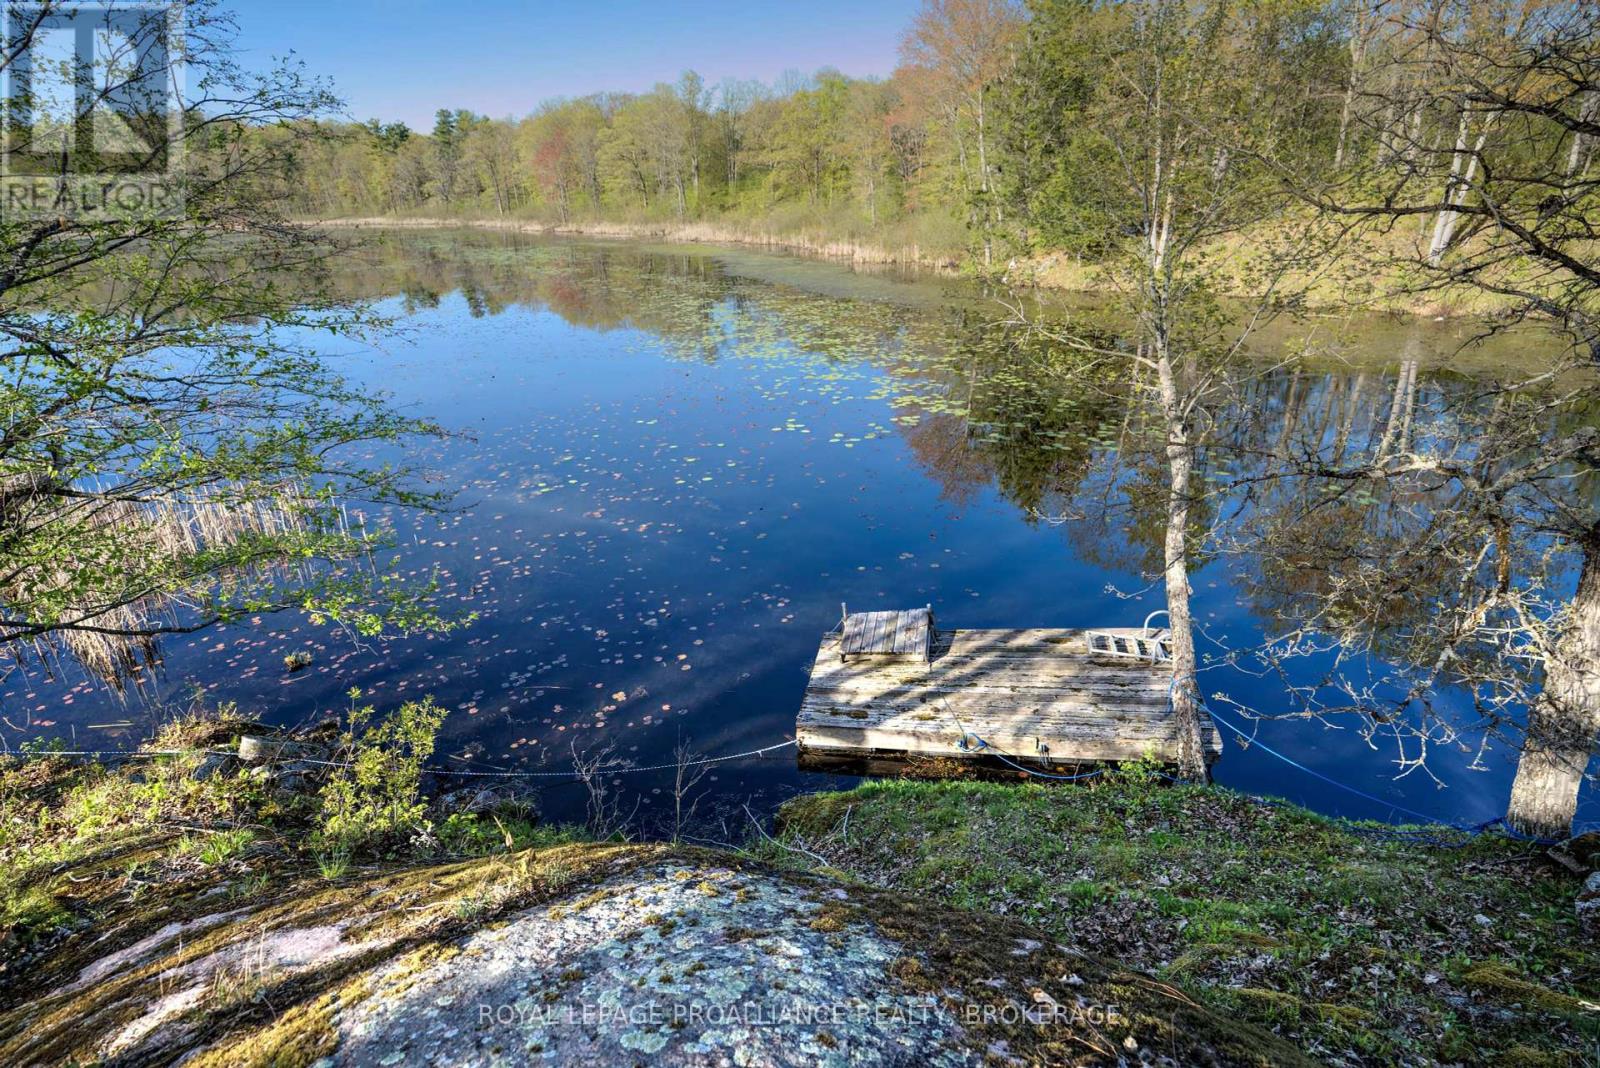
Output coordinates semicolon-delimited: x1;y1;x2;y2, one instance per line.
1085;611;1172;662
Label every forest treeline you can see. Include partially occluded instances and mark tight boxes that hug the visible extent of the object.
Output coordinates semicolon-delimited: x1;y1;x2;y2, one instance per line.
286;0;1597;275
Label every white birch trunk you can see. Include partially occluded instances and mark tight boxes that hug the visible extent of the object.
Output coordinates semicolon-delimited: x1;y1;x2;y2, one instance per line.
1428;110;1493;267
1565;92;1598;178
1507;529;1600;839
1155;338;1210;783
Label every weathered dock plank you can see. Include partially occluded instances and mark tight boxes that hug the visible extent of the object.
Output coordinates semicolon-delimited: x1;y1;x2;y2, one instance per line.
839;607;932;661
797;626;1221;768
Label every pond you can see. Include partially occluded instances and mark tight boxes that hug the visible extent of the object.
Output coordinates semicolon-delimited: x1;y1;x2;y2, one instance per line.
12;228;1597;832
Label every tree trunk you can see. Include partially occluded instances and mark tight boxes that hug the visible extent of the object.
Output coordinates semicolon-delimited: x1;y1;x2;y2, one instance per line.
1565;92;1598;177
1154;340;1211;783
1376;98;1399;164
1333;66;1356;169
1506;529;1600;838
975;89;992;270
1427;111;1471;265
1333;10;1372;170
1428;110;1494;267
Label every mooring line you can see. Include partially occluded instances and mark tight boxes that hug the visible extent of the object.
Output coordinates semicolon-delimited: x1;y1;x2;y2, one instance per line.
269;738;800;779
1203;704;1572;845
1;738;801;780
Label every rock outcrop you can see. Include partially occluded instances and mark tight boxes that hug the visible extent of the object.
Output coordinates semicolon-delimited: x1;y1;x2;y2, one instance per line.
1;842;1313;1067
1579;871;1600;938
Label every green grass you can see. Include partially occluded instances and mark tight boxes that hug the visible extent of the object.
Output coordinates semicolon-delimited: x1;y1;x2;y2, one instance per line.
0;709;586;958
774;774;1599;1066
1;884;70;940
0;747;264;955
312;848;351;881
177;828;256;866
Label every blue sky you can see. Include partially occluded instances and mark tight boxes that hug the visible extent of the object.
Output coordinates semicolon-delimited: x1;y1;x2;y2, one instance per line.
226;0;920;129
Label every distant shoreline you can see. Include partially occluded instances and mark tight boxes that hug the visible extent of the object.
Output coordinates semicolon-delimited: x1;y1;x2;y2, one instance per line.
312;215;966;274
312;215;1508;322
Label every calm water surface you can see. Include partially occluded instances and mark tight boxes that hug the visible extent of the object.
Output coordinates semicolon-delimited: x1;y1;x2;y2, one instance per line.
13;230;1597;831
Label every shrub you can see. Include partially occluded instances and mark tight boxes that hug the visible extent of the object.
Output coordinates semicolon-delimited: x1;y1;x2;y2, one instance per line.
314;693;448;854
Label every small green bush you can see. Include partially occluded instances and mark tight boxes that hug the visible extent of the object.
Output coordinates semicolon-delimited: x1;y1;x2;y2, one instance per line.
1108;753;1167;789
314;692;448;854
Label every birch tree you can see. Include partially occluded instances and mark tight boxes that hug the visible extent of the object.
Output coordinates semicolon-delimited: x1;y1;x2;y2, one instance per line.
1008;0;1341;780
1333;0;1388;170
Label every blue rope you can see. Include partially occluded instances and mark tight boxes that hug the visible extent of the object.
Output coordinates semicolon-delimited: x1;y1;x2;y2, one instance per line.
1202;701;1564;846
953;685;1575;847
956;732;1106;782
1205;703;1452;825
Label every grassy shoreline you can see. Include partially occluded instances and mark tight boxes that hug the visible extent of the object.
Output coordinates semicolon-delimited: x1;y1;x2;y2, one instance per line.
310;214;1521;320
313;214;967;272
3;715;1594;1064
773;774;1598;1066
1;724;1320;1066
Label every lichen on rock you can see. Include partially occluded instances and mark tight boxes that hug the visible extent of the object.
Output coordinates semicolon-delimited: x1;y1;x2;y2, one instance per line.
333;860;969;1067
1;840;1308;1066
1577;871;1600;938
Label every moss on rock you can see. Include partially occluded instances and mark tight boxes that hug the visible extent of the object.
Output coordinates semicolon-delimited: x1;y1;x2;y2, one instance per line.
0;840;1311;1067
774;776;1599;1065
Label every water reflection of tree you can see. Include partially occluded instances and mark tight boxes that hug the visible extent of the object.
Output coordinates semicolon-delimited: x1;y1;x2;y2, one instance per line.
904;316;1598;837
342;233;1158;546
337;232;956;370
339;234;738;341
1227;341;1600;836
897;325;1123;518
901;414;998;508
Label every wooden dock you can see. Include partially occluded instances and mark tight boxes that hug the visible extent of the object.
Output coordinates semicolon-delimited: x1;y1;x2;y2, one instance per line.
797;624;1221;770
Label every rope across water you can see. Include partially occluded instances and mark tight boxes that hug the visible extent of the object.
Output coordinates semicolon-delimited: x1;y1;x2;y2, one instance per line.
0;739;800;780
7;688;1584;845
941;676;1577;846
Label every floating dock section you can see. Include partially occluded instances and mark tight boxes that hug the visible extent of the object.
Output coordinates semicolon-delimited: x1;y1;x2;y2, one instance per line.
797;618;1221;771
